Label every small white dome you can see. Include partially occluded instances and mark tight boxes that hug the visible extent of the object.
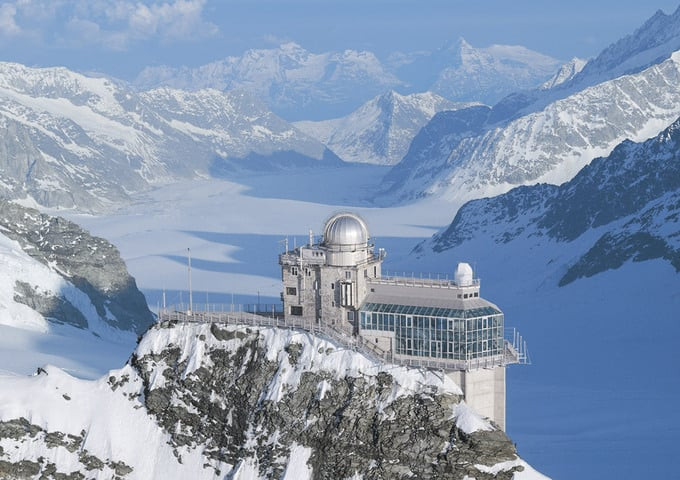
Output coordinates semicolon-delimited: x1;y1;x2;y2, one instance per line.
323;212;369;247
454;262;474;287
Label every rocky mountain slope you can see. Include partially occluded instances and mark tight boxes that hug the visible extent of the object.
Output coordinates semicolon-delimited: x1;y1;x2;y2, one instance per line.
568;5;680;89
538;58;587;90
421;115;680;285
0;62;340;211
487;5;680;127
294;91;474;165
381;48;680;205
0;321;547;479
379;6;680;206
0;200;153;338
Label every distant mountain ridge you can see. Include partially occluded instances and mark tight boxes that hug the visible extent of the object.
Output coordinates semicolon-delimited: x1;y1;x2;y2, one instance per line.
135;38;561;120
424;38;562;104
424;115;680;285
0;62;340;211
483;4;680;126
569;5;680;87
294;91;475;165
135;42;404;121
380;11;680;206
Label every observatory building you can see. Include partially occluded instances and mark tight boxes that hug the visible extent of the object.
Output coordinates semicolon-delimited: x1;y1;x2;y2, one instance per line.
279;212;525;430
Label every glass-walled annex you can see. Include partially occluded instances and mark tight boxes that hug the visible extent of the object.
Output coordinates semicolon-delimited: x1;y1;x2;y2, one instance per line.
359;302;504;360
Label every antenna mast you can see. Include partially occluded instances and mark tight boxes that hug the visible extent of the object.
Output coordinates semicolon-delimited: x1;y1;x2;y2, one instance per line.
187;248;193;316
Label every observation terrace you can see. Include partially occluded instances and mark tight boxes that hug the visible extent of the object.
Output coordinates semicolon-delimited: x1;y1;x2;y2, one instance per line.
157;303;529;372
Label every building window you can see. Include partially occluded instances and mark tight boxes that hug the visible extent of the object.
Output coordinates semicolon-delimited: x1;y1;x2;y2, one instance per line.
291;266;298;276
474;292;479;297
331;283;335;290
345;271;351;279
364;269;368;278
290;305;303;316
348;311;355;321
373;266;377;277
286;287;297;295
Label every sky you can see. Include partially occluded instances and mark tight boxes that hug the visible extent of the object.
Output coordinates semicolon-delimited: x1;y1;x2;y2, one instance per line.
0;0;678;80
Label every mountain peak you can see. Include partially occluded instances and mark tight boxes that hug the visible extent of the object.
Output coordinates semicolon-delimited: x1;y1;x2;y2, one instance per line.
571;4;680;84
278;41;305;53
440;36;474;54
540;57;587;90
457;36;473;50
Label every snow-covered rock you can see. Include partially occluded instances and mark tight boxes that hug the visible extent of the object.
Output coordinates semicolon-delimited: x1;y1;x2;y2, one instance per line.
0;62;340;211
294;91;475;165
421;115;680;286
0;321;547;479
539;57;587;90
381;49;680;206
379;6;680;207
569;4;680;88
0;200;153;339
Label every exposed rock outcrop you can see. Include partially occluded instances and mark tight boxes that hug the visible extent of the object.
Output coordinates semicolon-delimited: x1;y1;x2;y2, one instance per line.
0;200;153;334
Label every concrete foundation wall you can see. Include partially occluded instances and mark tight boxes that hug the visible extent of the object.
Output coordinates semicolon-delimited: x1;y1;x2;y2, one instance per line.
447;367;506;430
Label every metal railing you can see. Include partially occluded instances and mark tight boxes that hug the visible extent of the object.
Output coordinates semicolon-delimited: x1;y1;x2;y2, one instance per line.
370;274;480;289
157;305;529;371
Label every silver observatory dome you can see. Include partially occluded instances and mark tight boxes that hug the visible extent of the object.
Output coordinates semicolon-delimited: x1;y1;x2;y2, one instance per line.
323;212;369;248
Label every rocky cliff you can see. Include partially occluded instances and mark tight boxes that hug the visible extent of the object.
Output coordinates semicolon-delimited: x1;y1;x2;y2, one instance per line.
0;322;546;479
0;200;153;335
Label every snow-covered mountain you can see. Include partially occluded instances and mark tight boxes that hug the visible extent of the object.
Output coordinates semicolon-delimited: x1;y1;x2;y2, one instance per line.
381;47;680;205
294;91;475;165
0;62;340;211
392;38;562;106
135;39;561;121
430;38;562;104
423;116;680;280
0;200;153;340
539;57;587;90
0;321;548;479
569;4;680;88
408;118;680;480
135;42;404;121
487;5;680;126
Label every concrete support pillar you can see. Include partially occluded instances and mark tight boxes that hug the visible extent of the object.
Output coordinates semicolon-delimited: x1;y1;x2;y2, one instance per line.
447;366;506;430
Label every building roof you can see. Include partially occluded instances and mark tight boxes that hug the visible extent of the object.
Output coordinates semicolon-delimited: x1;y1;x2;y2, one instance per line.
322;212;369;247
361;280;501;318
